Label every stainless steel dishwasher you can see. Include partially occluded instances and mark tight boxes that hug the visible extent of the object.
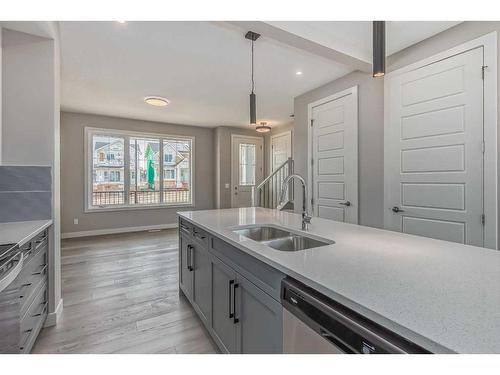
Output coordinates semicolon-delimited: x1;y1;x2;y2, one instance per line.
281;277;430;354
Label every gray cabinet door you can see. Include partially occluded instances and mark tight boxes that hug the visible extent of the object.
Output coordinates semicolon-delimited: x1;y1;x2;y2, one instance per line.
235;274;283;353
179;234;193;299
192;243;211;325
210;255;237;353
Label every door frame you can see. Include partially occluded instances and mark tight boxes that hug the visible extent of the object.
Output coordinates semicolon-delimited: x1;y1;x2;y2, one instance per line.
384;31;498;249
307;85;359;222
270;130;293;173
230;134;264;208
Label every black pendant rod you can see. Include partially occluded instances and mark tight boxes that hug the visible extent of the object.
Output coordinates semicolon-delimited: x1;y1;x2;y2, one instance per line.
246;31;260;125
373;21;386;78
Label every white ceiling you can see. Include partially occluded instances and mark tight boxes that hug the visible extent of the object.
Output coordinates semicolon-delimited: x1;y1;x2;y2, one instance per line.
268;21;462;63
59;21;461;128
59;21;352;128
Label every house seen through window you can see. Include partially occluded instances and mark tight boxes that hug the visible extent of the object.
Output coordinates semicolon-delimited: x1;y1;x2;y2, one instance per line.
88;129;193;209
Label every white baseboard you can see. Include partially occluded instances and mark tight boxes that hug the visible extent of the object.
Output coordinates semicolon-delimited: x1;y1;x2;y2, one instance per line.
45;298;63;327
61;223;178;239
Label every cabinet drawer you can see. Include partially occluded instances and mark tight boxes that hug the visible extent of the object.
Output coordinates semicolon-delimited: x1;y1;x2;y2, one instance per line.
33;228;49;243
179;218;193;237
210;237;285;301
18;245;47;315
20;282;47;353
193;227;209;247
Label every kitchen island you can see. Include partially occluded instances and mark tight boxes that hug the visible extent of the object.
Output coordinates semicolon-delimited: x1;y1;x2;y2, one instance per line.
178;207;500;354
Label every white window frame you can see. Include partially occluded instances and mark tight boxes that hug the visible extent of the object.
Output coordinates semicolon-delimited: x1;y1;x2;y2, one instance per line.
84;127;195;212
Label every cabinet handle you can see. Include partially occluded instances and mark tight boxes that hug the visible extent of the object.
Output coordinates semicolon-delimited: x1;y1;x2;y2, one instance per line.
233;283;239;324
32;302;48;317
32;264;48;276
194;231;206;240
228;280;235;319
187;245;193;271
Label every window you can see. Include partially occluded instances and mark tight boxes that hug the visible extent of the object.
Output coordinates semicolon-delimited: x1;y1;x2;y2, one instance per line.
239;143;256;186
86;128;193;210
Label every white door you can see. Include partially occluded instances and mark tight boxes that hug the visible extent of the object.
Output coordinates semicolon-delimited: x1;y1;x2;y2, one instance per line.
271;131;292;172
385;47;484;246
310;86;358;224
231;135;264;208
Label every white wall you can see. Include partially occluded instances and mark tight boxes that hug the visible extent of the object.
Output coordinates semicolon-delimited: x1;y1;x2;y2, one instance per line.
293;71;385;228
1;26;62;324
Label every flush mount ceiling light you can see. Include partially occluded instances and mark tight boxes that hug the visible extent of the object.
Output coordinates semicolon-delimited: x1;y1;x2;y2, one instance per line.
256;121;271;133
295;71;303;76
144;96;170;107
245;31;260;125
372;21;386;77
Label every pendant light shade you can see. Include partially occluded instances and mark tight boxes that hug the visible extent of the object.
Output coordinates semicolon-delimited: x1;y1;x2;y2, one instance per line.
246;31;260;125
250;92;256;125
256;122;271;133
372;21;386;77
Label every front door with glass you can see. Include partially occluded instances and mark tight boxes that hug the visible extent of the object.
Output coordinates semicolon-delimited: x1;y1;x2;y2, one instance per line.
231;136;264;208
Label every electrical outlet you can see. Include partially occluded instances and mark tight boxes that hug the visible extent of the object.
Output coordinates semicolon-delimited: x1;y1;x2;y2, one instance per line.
225;183;230;189
73;218;79;225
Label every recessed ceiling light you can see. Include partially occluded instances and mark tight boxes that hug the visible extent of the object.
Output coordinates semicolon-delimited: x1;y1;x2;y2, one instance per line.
117;20;126;24
144;96;170;107
296;71;303;76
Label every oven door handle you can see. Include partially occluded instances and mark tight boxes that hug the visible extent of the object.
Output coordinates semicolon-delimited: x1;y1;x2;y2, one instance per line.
0;252;24;293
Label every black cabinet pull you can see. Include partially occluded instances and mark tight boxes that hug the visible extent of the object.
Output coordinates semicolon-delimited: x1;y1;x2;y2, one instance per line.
194;231;206;240
233;283;239;324
32;264;48;276
228;280;234;318
187;245;194;271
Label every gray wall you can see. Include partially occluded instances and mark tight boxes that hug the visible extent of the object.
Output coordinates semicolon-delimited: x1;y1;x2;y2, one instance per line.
214;126;267;208
293;71;384;228
60;111;215;234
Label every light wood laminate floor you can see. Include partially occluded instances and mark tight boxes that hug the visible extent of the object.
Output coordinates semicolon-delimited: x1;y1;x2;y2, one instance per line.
33;229;218;354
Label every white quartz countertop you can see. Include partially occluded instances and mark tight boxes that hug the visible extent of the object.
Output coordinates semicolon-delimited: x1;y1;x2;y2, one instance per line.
178;207;500;353
0;220;52;247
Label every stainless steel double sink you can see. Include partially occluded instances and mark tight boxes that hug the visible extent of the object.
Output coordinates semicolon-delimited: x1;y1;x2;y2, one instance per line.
232;225;334;252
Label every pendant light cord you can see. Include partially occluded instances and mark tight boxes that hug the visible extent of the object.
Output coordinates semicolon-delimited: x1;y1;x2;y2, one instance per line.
251;39;255;94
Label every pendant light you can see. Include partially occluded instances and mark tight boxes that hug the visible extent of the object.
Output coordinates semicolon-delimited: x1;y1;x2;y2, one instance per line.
372;21;386;77
256;121;271;133
245;31;260;124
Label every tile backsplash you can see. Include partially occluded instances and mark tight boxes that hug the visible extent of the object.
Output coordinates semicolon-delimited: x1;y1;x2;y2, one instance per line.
0;166;52;223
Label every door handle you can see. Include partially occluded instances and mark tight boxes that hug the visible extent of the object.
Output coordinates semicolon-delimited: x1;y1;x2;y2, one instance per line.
339;201;351;206
391;206;405;213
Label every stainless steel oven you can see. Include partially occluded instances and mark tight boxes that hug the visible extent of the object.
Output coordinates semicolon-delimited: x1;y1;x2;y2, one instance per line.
281;277;430;354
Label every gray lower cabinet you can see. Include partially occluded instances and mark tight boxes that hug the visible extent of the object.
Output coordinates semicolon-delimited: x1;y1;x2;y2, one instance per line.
178;218;284;354
236;274;283;353
192;242;211;325
179;234;193;299
210;255;237;353
0;227;49;353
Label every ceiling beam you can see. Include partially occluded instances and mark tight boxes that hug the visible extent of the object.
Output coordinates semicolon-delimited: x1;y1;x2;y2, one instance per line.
223;21;371;73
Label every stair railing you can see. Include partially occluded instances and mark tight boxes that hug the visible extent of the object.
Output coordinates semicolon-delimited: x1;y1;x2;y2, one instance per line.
252;158;294;209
